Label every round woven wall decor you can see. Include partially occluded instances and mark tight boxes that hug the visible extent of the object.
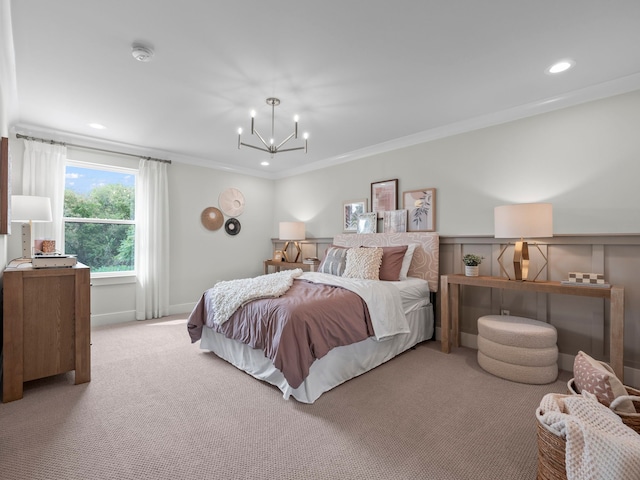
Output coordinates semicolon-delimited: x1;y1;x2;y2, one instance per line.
219;188;245;217
200;207;224;231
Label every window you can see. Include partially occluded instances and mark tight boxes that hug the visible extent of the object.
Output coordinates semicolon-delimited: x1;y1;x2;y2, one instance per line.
64;161;136;274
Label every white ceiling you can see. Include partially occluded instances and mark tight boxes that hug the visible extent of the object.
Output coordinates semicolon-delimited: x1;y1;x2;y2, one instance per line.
7;1;640;179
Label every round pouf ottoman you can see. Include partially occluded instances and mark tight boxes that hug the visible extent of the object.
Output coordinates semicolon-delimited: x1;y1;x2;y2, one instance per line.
477;315;558;384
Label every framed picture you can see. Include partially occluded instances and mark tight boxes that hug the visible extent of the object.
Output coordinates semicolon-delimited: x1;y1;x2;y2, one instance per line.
383;209;407;233
342;198;367;232
356;212;377;234
371;179;398;219
0;137;10;235
403;188;436;232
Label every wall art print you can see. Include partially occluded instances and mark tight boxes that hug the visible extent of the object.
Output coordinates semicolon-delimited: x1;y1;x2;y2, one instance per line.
403;188;436;232
383;209;407;233
343;198;367;232
356;212;377;234
371;179;398;219
0;137;11;235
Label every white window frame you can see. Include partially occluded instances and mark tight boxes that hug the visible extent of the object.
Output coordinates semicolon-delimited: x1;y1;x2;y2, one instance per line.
63;160;138;279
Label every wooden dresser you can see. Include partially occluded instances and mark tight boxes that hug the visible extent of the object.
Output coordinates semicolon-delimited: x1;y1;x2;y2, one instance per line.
2;263;91;402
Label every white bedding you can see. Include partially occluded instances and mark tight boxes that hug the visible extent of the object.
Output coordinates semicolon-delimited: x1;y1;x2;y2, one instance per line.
299;272;409;340
199;276;433;403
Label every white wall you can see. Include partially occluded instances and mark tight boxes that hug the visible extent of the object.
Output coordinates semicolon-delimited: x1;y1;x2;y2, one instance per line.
272;89;640;385
7;139;276;325
274;89;640;237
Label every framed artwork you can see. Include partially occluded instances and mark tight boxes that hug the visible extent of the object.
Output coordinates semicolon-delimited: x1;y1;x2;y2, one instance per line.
342;198;367;232
371;179;398;219
0;137;10;235
403;188;436;232
356;212;377;234
383;209;407;233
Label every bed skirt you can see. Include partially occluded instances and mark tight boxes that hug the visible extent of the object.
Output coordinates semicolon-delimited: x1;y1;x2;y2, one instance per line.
199;304;434;404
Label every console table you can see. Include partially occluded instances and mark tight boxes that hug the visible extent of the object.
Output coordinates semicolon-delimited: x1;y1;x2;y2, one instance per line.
440;274;625;381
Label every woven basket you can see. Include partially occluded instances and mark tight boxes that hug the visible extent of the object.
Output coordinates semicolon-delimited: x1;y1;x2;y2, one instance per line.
536;419;567;480
567;378;640;434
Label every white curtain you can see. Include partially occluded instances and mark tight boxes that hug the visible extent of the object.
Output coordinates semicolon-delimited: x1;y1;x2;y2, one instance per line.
22;139;67;248
135;158;170;320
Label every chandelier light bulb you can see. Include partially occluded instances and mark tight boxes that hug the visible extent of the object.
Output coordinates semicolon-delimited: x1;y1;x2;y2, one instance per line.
303;132;309;139
294;115;299;122
237;128;242;135
250;110;256;118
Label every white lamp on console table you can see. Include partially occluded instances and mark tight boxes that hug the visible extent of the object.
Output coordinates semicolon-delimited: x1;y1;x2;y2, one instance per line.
494;203;553;281
279;221;305;263
11;195;53;259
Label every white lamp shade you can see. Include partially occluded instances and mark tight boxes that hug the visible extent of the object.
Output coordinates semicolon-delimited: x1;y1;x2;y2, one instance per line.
11;195;53;222
494;203;553;239
279;221;305;241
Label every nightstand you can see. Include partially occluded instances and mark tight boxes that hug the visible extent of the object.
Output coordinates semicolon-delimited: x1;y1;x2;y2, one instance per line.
2;263;91;402
263;260;318;274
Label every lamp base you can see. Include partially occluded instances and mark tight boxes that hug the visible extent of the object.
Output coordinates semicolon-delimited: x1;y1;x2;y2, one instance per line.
497;241;548;282
21;222;32;259
282;241;302;263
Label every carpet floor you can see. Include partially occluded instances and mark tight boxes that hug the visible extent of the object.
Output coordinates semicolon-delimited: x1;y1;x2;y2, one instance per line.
0;315;571;479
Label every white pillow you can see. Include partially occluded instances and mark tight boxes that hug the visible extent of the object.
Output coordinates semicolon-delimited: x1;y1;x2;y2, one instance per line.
342;247;383;280
398;244;417;280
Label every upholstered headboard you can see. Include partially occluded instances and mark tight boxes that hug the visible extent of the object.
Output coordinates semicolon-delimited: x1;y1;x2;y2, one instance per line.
332;232;440;292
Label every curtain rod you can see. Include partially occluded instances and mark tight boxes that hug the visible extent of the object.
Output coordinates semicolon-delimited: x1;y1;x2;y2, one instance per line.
15;133;172;165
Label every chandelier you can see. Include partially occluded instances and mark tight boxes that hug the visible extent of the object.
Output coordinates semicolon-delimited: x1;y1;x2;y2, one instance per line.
237;97;308;156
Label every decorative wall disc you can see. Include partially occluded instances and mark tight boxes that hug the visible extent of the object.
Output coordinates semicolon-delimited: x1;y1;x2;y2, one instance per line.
219;188;245;217
200;207;224;231
225;217;241;236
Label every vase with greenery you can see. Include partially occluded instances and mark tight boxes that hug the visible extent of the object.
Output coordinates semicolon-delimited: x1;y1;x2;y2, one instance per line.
462;254;483;276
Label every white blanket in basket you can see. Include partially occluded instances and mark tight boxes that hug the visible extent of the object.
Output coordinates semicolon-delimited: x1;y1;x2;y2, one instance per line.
536;392;640;480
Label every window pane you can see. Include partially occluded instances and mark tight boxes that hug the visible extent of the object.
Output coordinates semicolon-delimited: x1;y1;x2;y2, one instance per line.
65;166;135;220
65;222;134;273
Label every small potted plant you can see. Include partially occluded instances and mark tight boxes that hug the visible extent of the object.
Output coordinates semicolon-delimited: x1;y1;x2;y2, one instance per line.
462;254;484;277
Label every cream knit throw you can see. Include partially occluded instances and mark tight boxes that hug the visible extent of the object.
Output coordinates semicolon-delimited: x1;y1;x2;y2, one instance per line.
207;269;303;326
536;392;640;480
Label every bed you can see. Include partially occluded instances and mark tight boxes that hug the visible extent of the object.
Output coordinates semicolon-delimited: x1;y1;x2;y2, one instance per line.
187;232;439;403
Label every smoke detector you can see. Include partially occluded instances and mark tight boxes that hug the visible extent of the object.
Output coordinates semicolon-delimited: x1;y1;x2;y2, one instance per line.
131;44;154;62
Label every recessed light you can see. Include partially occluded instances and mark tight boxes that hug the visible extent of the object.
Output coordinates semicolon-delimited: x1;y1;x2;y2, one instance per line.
261;161;270;166
546;59;575;74
89;123;106;130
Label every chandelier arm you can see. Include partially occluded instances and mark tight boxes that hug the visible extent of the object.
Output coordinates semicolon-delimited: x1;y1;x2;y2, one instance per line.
239;142;271;153
276;146;306;153
275;131;296;150
252;129;271;150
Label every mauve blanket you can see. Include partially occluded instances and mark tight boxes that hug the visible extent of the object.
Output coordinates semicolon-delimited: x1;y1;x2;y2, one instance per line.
187;279;374;388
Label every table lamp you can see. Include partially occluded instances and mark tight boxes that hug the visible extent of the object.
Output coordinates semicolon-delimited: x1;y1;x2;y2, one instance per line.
279;221;305;263
11;195;53;258
494;203;552;281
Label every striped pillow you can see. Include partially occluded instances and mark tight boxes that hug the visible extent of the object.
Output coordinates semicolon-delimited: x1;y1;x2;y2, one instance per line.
317;246;348;276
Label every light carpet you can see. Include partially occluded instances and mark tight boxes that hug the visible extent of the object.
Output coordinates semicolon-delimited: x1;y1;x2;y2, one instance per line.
0;315;570;479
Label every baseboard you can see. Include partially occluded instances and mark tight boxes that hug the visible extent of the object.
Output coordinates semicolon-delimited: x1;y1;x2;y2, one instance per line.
91;310;136;327
434;327;640;388
90;303;195;327
169;302;196;316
